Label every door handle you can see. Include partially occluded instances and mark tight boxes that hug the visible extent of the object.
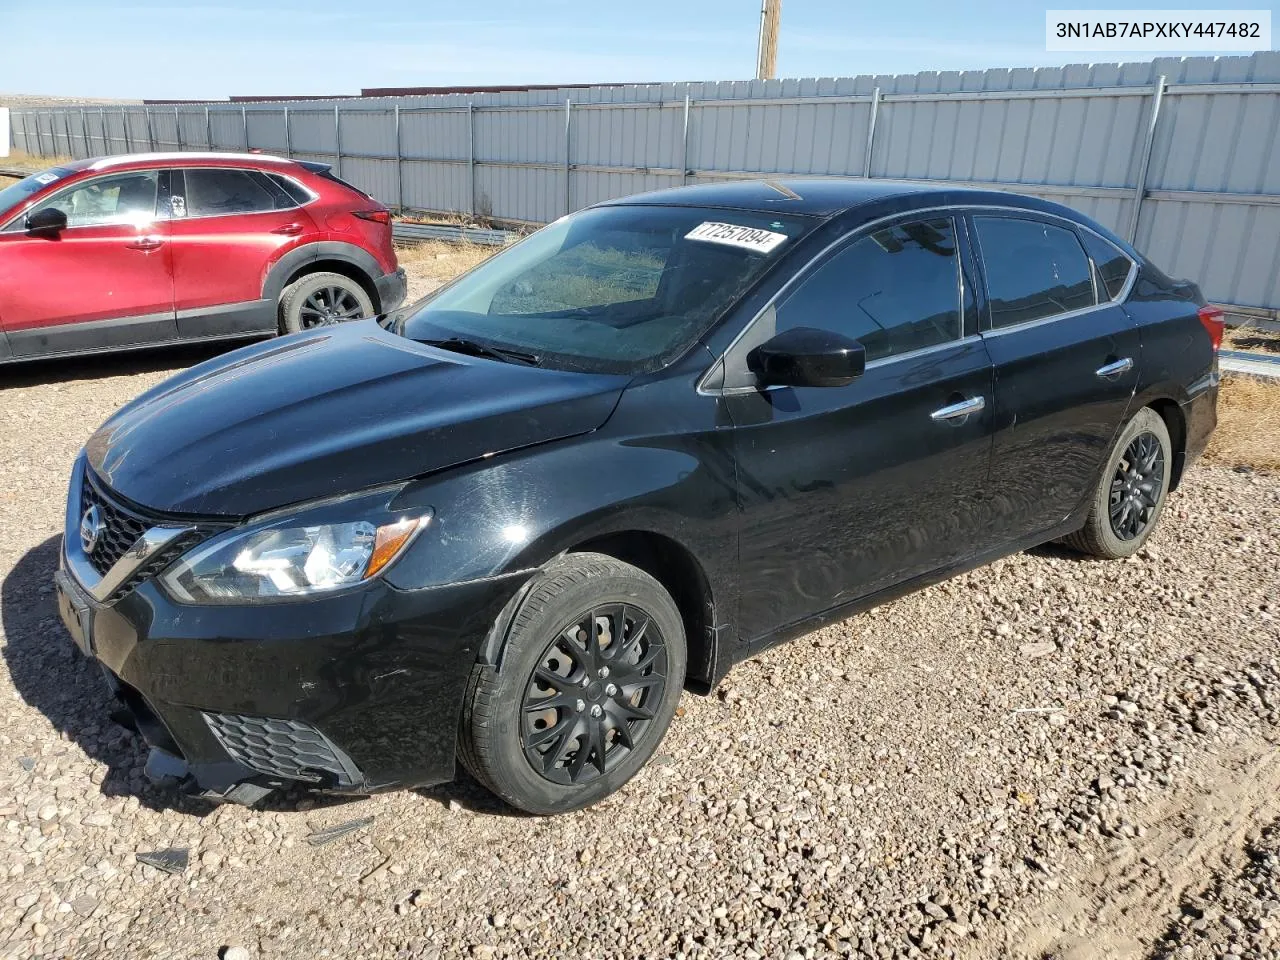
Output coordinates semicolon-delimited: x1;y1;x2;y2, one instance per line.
126;237;163;252
930;396;985;421
1095;357;1134;378
271;223;304;236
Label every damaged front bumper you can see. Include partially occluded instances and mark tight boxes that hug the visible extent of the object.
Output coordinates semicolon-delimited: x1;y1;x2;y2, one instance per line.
55;538;527;805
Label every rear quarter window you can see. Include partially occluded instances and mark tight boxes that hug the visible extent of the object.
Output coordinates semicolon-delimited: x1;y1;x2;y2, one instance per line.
1079;230;1135;301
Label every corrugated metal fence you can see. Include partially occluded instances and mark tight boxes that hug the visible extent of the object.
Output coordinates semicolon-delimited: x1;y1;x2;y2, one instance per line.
9;52;1280;318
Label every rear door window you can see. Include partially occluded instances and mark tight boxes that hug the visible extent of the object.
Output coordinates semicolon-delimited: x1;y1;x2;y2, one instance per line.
182;168;280;217
973;216;1095;329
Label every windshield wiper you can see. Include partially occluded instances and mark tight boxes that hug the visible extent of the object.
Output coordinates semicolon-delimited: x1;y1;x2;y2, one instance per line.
419;337;541;366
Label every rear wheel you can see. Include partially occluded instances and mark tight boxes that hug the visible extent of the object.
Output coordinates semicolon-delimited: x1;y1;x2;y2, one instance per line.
1062;406;1172;559
458;553;686;815
278;271;374;334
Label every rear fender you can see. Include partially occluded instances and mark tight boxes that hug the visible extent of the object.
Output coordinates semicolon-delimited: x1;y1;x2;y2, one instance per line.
262;242;383;304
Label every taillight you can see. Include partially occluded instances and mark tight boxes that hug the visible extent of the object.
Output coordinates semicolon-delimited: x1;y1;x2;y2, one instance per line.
1197;305;1225;352
353;209;391;225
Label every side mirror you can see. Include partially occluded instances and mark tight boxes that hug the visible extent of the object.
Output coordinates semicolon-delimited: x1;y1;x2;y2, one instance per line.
25;207;68;234
747;326;866;388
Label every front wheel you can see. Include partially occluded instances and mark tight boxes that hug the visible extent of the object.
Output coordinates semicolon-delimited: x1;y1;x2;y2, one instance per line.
278;271;375;334
1062;406;1173;559
458;553;686;815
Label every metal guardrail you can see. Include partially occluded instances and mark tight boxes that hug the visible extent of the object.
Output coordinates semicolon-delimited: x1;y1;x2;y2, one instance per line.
1221;349;1280;380
392;222;515;246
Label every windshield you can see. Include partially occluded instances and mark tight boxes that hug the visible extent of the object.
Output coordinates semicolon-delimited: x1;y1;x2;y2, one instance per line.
387;204;814;374
0;167;75;220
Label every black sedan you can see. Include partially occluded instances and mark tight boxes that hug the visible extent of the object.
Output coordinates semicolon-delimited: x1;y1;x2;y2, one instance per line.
55;179;1220;814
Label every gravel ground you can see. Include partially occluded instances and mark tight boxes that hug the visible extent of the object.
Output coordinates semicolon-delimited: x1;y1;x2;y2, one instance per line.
1;299;1279;959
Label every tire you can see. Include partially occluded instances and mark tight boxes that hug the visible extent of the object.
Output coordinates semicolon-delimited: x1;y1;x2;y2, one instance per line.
1062;406;1173;559
278;271;375;334
458;553;687;815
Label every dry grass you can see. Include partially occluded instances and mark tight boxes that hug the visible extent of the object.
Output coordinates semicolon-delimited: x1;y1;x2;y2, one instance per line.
396;240;497;302
2;148;74;173
1205;375;1280;473
1224;324;1280;355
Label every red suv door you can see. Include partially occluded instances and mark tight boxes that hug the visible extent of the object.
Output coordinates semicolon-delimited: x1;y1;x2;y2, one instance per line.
166;167;319;338
0;169;176;358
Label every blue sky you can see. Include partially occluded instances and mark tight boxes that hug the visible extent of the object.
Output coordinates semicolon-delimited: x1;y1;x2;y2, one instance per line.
1;0;1276;99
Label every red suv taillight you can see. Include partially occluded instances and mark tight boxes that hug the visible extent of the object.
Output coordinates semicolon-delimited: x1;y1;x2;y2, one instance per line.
1197;305;1225;352
353;209;391;225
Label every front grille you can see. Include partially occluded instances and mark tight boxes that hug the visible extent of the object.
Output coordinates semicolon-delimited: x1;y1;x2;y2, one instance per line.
107;529;207;603
75;469;219;602
203;713;362;787
80;474;151;576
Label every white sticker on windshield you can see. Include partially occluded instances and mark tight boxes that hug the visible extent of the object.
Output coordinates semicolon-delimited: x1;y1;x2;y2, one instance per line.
34;172;60;184
685;221;787;254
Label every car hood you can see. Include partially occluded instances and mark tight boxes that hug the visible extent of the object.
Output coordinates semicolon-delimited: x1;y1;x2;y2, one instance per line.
86;321;628;516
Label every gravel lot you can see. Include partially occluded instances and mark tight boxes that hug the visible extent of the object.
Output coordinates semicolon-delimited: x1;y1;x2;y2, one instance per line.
1;274;1278;959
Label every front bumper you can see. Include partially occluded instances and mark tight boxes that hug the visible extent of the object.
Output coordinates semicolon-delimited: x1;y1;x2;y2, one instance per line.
375;267;408;313
56;467;531;800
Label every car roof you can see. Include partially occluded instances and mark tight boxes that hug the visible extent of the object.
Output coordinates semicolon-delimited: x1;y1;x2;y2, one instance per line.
600;178;1060;219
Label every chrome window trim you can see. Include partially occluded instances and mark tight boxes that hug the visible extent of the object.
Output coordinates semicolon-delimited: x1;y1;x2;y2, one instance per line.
980;300;1112;338
169;167;319;222
0;169;164;233
697;205;971;396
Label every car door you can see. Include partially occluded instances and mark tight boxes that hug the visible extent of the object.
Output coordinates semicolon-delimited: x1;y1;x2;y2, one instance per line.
719;214;996;644
970;212;1142;541
166;167;317;338
0;169;175;358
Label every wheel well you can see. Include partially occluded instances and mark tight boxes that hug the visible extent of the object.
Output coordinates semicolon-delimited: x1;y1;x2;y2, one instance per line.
279;259;380;323
1147;398;1187;490
570;532;718;692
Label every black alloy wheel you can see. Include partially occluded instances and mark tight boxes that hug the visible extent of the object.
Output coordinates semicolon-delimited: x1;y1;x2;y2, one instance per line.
299;285;367;328
520;604;668;785
1109;431;1166;541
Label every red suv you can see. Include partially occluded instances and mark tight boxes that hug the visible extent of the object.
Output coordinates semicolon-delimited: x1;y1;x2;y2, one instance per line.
0;152;405;363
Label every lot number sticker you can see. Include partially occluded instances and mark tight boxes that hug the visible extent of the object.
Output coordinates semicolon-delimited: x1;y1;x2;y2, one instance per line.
685;221;787;254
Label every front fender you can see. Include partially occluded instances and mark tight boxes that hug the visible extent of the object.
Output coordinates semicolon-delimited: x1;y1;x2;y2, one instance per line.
382;430;738;602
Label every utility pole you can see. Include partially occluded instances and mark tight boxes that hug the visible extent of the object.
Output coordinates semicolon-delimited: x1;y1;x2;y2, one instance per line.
756;0;781;80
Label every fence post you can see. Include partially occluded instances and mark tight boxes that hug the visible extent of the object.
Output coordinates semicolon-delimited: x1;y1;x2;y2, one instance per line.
468;101;476;216
283;107;292;157
63;111;74;159
35;110;45;156
564;98;572;216
205;106;212;149
100;107;107;154
681;94;691;184
334;104;342;176
174;106;183;151
862;87;881;178
123;108;133;153
81;107;90;156
1127;75;1166;245
145;106;156;151
394;105;404;214
242;106;249;150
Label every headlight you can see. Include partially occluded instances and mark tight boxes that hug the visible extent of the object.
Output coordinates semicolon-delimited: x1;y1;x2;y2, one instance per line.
160;492;431;604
